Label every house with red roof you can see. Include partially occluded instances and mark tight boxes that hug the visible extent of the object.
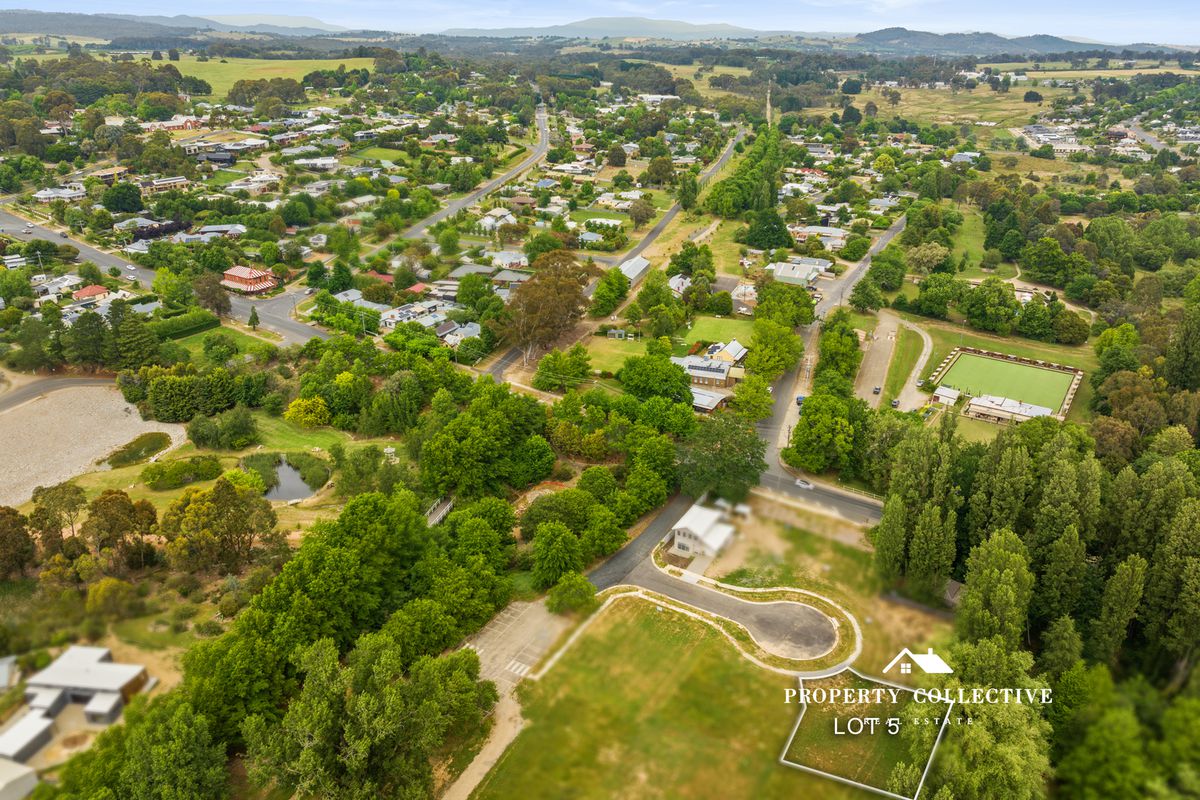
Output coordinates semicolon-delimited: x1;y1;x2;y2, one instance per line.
72;284;110;302
220;266;276;294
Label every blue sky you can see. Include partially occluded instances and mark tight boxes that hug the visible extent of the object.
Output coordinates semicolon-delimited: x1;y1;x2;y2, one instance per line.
21;0;1200;44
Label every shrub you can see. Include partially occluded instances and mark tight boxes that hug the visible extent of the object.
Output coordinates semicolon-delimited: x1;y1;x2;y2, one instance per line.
193;619;223;637
171;602;199;622
166;573;201;598
145;308;219;340
546;571;598;614
106;432;172;467
141;455;222;490
85;578;141;620
217;592;244;619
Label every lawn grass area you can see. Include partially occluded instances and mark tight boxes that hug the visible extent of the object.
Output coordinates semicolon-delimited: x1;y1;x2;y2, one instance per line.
585;334;646;373
475;599;873;800
938;351;1075;410
844;311;879;334
882;326;923;405
355;146;407;162
951;413;1002;443
172;54;376;99
175;324;278;363
707;219;749;275
783;670;945;793
683;315;756;346
208;169;250;187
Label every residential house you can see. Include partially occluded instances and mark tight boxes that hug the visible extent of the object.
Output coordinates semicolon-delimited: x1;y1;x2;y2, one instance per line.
220;266;276;294
668;502;735;558
619;256;651;286
32;183;86;204
670;355;734;388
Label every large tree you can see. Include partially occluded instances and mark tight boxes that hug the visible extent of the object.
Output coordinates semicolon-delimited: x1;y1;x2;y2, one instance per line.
676;412;767;502
503;253;588;363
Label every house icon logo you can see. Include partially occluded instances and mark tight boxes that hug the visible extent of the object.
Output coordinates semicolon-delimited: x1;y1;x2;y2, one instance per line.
883;648;954;675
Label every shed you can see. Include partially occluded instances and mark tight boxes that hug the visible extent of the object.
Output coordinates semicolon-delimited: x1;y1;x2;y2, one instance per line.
618;256;650;286
83;692;124;725
0;713;53;763
932;386;961;405
0;757;37;800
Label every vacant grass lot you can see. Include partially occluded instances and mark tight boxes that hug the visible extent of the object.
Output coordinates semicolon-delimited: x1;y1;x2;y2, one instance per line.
355;146;407;162
172;55;376;99
784;670;944;793
938;352;1075;409
950;207;1017;280
475;600;874;800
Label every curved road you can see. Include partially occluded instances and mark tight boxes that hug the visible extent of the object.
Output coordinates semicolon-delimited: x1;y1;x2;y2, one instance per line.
0;374;113;414
588;494;837;660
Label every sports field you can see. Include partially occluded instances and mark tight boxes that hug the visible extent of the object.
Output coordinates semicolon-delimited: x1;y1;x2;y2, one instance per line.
937;352;1074;410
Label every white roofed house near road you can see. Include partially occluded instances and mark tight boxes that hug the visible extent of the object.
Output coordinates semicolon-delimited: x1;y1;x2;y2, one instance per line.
669;501;736;558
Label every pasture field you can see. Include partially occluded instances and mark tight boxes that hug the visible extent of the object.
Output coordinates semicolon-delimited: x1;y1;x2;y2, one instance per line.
171;54;377;98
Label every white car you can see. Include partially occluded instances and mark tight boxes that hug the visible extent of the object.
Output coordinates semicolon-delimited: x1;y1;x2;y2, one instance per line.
125;264;137;272
794;478;814;490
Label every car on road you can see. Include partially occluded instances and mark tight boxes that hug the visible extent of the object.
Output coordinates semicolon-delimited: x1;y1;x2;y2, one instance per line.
58;231;68;238
872;386;881;395
794;478;814;490
891;399;900;408
304;287;315;295
21;227;32;234
125;264;136;272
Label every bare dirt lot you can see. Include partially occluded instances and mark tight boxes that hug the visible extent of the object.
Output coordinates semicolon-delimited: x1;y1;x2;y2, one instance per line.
0;386;184;507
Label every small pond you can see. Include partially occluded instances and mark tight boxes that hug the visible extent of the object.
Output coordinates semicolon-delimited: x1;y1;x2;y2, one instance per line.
265;458;315;502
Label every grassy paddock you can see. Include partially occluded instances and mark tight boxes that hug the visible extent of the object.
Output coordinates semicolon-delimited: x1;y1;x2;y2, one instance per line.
475;600;872;799
171;55;376;99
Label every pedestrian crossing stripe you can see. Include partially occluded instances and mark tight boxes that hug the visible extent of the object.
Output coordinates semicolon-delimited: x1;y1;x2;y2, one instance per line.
507;660;531;677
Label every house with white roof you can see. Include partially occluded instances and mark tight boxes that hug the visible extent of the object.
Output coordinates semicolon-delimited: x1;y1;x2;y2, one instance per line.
669;502;736;558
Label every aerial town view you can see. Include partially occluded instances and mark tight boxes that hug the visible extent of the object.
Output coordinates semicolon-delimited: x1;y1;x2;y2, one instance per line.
0;0;1198;797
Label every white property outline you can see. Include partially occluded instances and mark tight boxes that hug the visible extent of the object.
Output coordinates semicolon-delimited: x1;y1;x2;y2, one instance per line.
778;666;954;800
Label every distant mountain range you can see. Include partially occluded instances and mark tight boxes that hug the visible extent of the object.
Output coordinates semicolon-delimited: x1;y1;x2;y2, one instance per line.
0;10;348;39
441;16;1185;54
443;16;762;40
0;11;1189;55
